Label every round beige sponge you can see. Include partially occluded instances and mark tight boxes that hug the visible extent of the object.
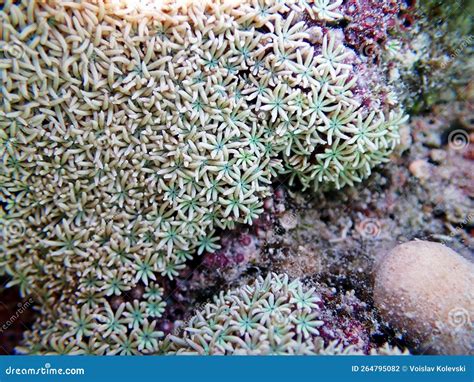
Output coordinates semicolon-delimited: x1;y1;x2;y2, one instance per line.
374;240;474;354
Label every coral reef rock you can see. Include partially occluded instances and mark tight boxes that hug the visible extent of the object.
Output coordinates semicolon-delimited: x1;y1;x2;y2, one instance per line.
374;240;474;355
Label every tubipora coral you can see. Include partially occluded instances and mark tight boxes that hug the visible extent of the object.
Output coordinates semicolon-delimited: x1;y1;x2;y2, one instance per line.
0;0;406;353
163;273;408;355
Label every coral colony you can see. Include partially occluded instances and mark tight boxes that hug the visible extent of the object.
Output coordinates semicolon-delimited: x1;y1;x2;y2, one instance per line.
164;273;407;355
0;0;407;354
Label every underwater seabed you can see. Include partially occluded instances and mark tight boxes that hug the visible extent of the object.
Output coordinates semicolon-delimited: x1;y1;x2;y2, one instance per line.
0;0;473;356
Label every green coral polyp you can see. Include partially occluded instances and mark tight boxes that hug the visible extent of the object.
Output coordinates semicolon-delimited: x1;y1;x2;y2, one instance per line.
1;0;407;354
